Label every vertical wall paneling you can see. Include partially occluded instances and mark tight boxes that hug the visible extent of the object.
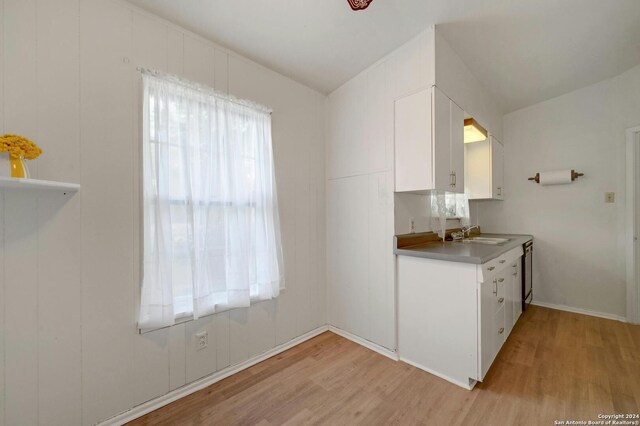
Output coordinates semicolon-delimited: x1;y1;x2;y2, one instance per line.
0;0;3;136
131;10;171;407
274;178;298;346
80;1;135;423
1;0;327;423
326;176;369;338
327;76;366;180
367;173;394;349
214;48;229;94
295;180;312;335
3;195;38;426
3;0;38;176
3;0;38;424
35;0;83;423
313;98;327;330
365;62;390;173
0;193;4;426
167;28;183;76
326;49;396;350
0;0;5;422
183;35;215;87
184;316;218;384
132;12;168;72
228;308;250;366
168;323;186;391
212;47;232;369
215;312;231;371
248;301;276;358
308;181;323;330
165;25;186;392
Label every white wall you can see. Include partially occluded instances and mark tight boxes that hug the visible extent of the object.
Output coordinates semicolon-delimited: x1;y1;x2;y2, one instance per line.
326;30;436;351
0;0;326;424
478;64;640;319
434;29;504;142
325;28;499;350
326;60;396;351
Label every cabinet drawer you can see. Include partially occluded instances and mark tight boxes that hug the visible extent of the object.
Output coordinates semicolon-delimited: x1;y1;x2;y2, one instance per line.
480;258;502;282
478;246;524;282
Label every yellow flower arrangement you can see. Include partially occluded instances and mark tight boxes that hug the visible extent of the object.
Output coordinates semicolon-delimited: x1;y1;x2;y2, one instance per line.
0;134;42;160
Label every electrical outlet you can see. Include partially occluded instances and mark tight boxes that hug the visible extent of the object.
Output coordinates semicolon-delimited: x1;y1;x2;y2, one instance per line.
410;218;416;233
605;192;615;203
196;331;208;351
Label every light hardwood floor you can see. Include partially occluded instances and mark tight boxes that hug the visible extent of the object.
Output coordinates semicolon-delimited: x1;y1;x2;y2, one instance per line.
129;306;640;425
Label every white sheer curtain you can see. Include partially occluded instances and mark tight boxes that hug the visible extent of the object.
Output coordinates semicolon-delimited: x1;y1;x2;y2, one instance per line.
138;71;284;330
429;191;470;240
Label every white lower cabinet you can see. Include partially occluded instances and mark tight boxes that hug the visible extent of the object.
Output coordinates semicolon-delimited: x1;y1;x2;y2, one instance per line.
505;259;522;337
398;245;524;389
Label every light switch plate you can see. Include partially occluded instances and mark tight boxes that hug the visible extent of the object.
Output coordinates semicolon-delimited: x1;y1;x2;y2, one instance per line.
605;192;615;203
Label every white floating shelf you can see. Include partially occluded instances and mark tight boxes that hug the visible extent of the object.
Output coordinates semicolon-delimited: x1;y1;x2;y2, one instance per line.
0;176;80;194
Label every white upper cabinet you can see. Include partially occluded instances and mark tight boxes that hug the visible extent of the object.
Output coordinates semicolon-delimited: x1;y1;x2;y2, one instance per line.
465;135;504;200
394;86;465;194
450;99;465;194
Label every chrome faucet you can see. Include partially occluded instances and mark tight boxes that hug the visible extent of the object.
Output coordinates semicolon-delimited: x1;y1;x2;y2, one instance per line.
462;225;480;239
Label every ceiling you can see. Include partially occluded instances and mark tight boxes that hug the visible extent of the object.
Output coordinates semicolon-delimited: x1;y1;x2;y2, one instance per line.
126;0;640;113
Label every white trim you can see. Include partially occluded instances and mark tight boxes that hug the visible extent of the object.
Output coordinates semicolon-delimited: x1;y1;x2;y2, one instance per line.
626;125;640;324
327;326;399;361
98;326;329;426
531;301;626;323
399;357;476;390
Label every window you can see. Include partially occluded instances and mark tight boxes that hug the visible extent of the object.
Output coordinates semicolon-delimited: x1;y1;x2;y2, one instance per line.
138;71;284;330
429;191;470;239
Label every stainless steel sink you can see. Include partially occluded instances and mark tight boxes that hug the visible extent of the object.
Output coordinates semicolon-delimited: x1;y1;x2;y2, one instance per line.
459;237;511;245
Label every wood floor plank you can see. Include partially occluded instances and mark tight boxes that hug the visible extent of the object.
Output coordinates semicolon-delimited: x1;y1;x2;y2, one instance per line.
128;306;640;426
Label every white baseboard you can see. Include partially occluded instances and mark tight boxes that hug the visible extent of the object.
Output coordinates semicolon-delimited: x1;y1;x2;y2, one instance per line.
327;325;399;361
531;301;627;323
399;357;476;390
99;325;329;426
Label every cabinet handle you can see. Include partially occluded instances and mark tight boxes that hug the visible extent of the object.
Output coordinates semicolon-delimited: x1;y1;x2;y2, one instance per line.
498;278;505;283
499;260;506;264
497;186;502;196
453;172;457;186
511;264;517;268
450;172;455;187
488;266;495;271
498;297;504;303
498;327;504;335
512;272;518;276
493;279;497;295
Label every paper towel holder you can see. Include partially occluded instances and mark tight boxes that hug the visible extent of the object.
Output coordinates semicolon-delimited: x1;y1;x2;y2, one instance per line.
528;170;584;184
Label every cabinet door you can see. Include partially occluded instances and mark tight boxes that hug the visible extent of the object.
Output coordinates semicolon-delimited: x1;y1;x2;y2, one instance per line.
432;86;452;192
394;90;432;192
504;267;514;336
450;100;465;194
513;259;522;324
495;304;506;348
465;139;492;199
480;279;497;380
492;138;504;200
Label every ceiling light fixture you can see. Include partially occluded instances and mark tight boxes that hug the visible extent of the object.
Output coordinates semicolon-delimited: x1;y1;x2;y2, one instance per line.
347;0;373;11
464;118;488;143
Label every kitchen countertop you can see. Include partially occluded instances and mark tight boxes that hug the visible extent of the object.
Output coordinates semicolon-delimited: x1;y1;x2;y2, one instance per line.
394;233;533;264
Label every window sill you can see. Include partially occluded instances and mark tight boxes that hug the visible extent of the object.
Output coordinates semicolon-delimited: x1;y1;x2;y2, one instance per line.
138;288;286;334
